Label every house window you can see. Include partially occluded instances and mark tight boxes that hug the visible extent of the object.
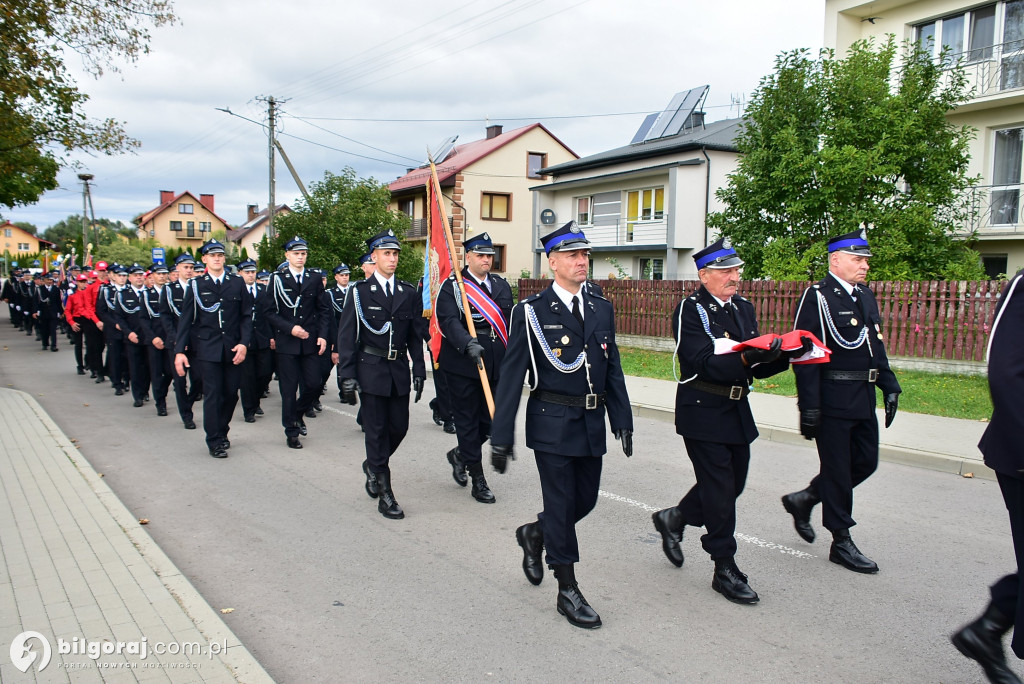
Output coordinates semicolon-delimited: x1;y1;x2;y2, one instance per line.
179;203;194;214
186;221;196;237
17;243;29;251
639;257;664;281
576;196;593;225
982;253;1009;278
481;192;511;221
398;198;415;218
625;187;665;242
200;221;212;233
170;221;182;232
916;4;998;62
3;229;10;238
491;244;506;273
527;152;547;179
992;126;1023;224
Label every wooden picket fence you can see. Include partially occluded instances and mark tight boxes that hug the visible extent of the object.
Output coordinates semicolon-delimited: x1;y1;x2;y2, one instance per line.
517;279;1005;362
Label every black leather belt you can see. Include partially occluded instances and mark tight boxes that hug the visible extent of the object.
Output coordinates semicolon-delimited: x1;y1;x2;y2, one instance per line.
531;390;606;410
361;344;402;361
690;380;749;400
823;369;878;382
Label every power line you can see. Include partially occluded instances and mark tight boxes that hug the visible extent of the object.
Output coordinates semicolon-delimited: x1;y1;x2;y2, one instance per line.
281;112;422;164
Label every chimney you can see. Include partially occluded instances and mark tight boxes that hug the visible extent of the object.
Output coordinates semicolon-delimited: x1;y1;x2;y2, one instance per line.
199;194;215;212
247;204;259;221
159;190;175;205
486;124;503;139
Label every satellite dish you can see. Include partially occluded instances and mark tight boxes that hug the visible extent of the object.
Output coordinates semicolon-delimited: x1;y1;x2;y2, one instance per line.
540;209;556;225
427;136;458;164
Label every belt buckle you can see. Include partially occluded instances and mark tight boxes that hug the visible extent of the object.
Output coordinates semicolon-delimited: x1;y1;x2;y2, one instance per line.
729;386;743;400
387;349;398;361
868;368;878;382
585;393;598;410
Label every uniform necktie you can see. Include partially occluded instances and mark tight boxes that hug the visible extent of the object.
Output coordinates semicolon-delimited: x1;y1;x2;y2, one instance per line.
249;286;255;298
296;273;302;286
385;281;393;298
572;296;584;328
722;301;734;316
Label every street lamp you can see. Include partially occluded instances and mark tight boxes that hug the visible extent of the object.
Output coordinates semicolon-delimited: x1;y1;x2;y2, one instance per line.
77;173;94;252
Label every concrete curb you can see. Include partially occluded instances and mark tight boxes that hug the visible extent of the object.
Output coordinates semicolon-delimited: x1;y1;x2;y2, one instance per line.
21;389;274;683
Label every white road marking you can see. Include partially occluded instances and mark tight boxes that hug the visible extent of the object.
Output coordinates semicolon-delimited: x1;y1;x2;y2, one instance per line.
599;489;816;559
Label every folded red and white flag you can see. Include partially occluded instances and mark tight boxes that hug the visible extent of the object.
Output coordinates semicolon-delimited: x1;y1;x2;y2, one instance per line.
713;330;831;365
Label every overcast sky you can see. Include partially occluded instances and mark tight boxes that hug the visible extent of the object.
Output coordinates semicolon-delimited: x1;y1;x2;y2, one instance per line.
5;0;824;235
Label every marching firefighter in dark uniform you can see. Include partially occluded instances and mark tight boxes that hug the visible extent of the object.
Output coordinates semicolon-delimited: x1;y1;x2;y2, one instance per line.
952;268;1024;684
114;264;152;408
781;229;901;573
2;269;20;327
263;236;329;449
238;259;272;423
436;232;512;503
337;230;427;520
97;264;129;395
490;221;633;630
161;253;202;429
650;238;800;605
143;262;172;416
318;263;350;410
33;271;63;351
174;240;252;458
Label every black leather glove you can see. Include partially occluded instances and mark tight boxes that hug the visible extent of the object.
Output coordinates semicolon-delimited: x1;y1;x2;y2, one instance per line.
465;337;485;369
800;409;821;440
413;376;424;403
789;335;814;359
614;429;633;457
491;444;515;473
742;337;782;365
884;392;899;428
340;378;360;405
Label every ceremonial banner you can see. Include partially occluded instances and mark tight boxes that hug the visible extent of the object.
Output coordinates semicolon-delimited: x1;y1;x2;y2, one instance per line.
425;175;453;366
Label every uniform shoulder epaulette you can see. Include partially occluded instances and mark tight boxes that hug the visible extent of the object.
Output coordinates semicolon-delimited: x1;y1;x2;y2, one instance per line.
735;294;748;302
689;294;699;301
589;291;609;301
522;291;544;303
813;284;820;289
491;273;507;283
397;279;415;288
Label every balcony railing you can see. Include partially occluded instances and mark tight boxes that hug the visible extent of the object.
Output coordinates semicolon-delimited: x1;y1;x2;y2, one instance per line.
962;184;1024;235
943;39;1024;100
405;217;453;240
579;217;668;248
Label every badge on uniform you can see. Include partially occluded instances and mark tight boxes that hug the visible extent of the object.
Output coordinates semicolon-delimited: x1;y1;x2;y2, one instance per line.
370;285;377;292
723;332;731;339
850;318;858;326
397;285;403;293
561;335;570;345
876;322;883;340
709;303;718;312
554;348;562;357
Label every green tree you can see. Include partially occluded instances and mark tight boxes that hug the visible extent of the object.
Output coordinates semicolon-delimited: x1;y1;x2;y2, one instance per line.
0;0;175;210
13;221;37;236
45;214;131;254
709;36;984;281
95;238;160;267
255;168;421;283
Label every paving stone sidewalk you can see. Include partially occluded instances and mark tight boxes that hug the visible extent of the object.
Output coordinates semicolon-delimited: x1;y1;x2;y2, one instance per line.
0;388;273;683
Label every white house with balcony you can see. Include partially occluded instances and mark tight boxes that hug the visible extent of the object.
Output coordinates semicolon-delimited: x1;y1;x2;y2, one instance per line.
531;89;741;281
827;0;1024;276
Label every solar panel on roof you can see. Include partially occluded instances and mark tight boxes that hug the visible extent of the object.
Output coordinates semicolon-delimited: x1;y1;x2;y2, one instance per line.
630;113;660;144
427;136;458;165
640;86;710;143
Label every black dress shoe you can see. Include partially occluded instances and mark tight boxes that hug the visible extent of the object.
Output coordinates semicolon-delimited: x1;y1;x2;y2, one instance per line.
304;408;317;418
184;420;196;430
209;447;228;458
115;387;124;396
516;522;544;585
298;420;307;436
782;487;819;543
952;603;1023;684
712;558;759;604
255;407;264;415
829;530;878;573
244;414;256;423
95;375;105;383
362;460;379;498
376;471;404;519
652;507;685;567
90;371;97;378
261;389;269;398
77;368;86;375
313;401;323;412
156;406;168;416
429;399;443;426
133;399;143;408
553;565;601;629
51;347;58;352
443;419;456;434
467;461;495;503
446;448;468;487
287;436;303;449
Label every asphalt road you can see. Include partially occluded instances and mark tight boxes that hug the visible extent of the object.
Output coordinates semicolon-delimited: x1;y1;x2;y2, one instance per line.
0;322;1015;683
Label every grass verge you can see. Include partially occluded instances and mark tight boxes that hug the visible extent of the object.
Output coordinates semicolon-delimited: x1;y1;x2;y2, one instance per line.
618;347;991;422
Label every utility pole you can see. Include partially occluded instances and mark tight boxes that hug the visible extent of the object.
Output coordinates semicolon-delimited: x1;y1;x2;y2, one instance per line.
77;173;94;252
257;95;287;240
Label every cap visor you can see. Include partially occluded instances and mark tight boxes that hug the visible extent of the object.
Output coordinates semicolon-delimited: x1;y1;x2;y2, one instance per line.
704;256;745;269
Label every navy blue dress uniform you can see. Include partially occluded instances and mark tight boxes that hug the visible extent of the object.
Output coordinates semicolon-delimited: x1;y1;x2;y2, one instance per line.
326;263;352;402
2;271;19;327
436;232;513;503
256;269;275;399
112;264;152;407
490;221;632;629
174;240;253;458
263;237;330;448
237;259;272;422
143;263;172;416
337;230;427;520
650;238;792;605
160;254;203;429
34;273;63;351
97;265;127;393
782;230;901;574
951;269;1024;683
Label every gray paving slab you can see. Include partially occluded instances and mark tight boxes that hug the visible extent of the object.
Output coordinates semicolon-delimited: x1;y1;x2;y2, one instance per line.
0;388;272;683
